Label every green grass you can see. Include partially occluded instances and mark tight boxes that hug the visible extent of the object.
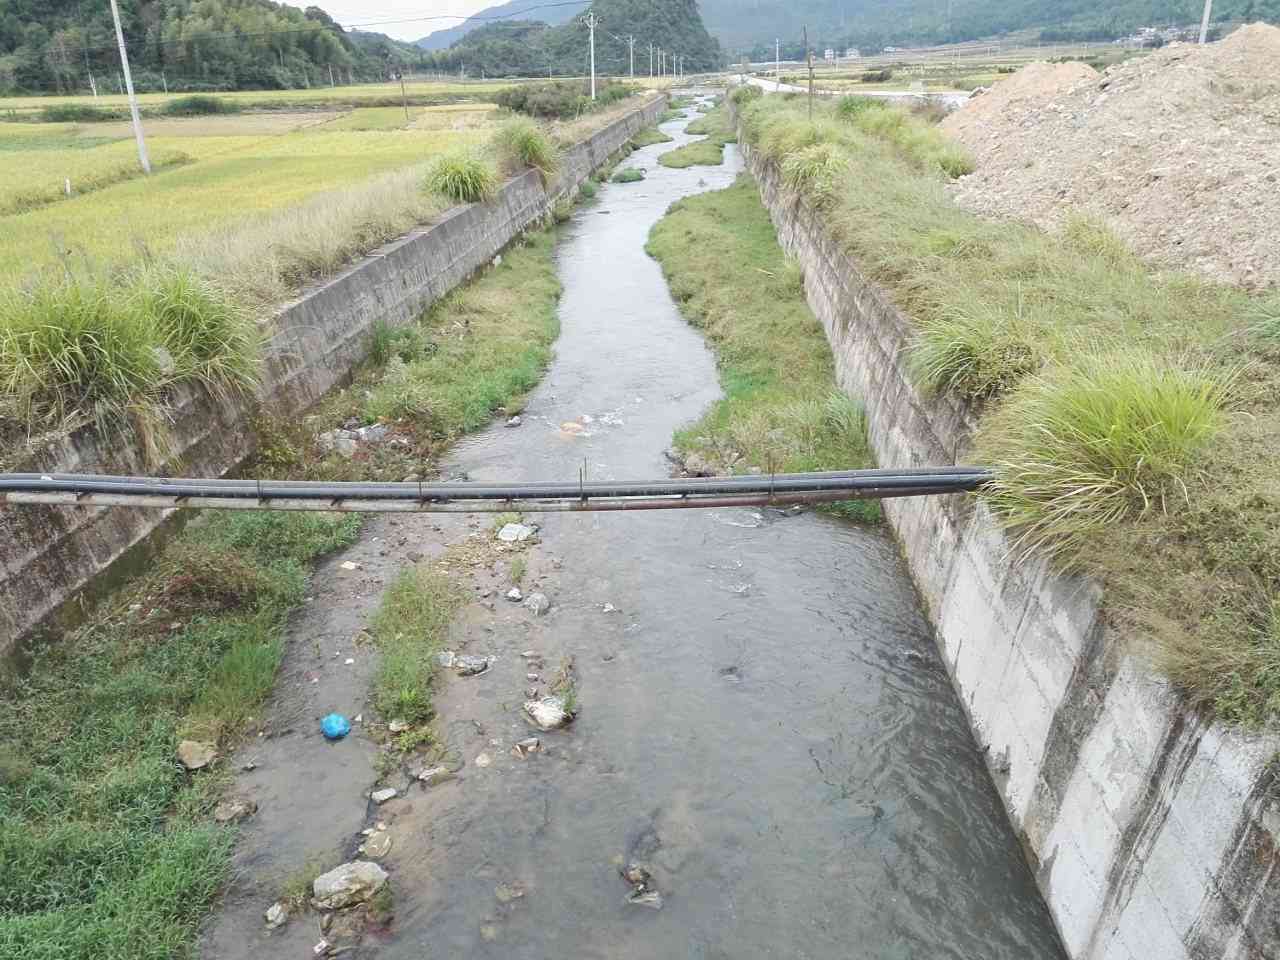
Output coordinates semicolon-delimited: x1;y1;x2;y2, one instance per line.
647;174;878;522
491;116;559;181
0;510;358;960
0;266;259;453
629;125;673;147
660;104;735;169
611;167;645;183
577;178;598;199
735;93;1280;723
160;96;240;117
426;150;499;204
370;563;463;726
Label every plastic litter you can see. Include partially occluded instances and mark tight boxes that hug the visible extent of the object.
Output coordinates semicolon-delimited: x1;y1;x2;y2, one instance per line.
321;713;351;740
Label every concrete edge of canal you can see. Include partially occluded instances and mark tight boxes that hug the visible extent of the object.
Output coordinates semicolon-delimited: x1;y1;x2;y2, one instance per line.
734;113;1280;960
0;94;668;653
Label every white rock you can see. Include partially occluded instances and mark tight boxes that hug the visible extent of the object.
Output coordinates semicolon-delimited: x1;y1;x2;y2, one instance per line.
417;765;456;786
497;523;535;543
523;696;571;731
311;861;388;910
505;415;522;428
264;901;289;929
340;561;359;571
388;719;410;734
371;787;398;804
523;592;550;616
475;752;492;768
506;587;524;602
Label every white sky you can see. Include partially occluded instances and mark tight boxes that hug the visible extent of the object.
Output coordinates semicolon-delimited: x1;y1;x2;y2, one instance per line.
309;1;506;42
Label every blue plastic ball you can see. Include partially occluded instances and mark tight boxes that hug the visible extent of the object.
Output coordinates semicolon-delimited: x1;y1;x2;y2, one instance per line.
321;713;351;740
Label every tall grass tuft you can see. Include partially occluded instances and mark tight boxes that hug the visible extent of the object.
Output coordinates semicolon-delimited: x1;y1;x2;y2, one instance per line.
835;95;888;120
426;151;499;205
780;143;848;206
976;351;1235;563
492;117;559;181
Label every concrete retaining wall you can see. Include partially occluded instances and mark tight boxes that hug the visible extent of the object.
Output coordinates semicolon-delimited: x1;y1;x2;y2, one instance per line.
0;95;666;651
740;139;1280;959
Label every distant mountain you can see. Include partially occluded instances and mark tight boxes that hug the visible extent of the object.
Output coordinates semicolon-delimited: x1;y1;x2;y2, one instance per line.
415;0;588;50
426;0;722;76
696;0;1279;55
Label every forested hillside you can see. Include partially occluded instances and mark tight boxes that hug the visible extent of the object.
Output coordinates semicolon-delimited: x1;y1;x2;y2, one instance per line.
0;0;428;95
427;0;722;77
699;0;1280;54
415;0;583;51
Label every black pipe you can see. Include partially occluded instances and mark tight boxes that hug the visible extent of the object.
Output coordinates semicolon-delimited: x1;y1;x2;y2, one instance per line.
0;467;991;502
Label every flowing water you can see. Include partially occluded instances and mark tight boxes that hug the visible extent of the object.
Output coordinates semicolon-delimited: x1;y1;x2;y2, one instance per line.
365;99;1067;959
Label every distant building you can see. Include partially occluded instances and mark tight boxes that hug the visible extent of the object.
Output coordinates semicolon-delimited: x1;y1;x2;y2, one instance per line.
824;48;835;62
845;47;860;59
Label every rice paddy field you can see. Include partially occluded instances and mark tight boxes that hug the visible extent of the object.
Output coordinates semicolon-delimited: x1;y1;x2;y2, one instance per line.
0;102;503;279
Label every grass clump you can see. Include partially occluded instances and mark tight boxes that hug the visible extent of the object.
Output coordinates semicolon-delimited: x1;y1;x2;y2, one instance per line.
492;116;559;180
426;151;498;205
647;174;878;522
160;95;239;117
835;95;888;120
629;125;673;147
976;352;1234;562
659;103;735;169
0;266;258;448
0;509;357;959
494;79;633;120
780;143;847;206
38;102;125;123
611;167;645;183
577;178;598;200
370;563;463;725
730;85;762;107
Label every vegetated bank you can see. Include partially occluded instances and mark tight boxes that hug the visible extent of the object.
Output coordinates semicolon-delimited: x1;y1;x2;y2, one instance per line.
733;84;1280;725
0;509;359;960
646;174;878;522
658;101;735;167
0;201;573;959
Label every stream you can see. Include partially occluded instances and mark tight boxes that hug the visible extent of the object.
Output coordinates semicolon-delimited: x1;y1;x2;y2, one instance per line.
202;96;1066;960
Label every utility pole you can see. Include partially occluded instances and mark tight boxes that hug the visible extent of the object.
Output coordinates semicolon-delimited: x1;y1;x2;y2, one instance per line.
805;26;814;121
583;12;597;100
628;35;635;78
109;0;149;174
775;38;780;88
649;41;654;77
1199;0;1214;43
161;71;167;94
398;69;409;123
328;64;335;87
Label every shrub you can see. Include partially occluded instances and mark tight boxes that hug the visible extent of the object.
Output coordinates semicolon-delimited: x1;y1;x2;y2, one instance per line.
730;84;763;106
577;178;597;200
976;352;1235;562
835;95;888;120
426;151;498;204
611;167;645;183
492;116;559;180
861;69;893;83
39;103;124;123
495;80;633;120
160;95;238;116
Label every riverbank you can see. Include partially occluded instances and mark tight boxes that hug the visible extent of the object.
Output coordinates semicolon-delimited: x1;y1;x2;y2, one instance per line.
731;88;1280;960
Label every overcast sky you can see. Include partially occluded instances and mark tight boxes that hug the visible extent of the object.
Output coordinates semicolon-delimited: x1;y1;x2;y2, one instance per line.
312;1;518;43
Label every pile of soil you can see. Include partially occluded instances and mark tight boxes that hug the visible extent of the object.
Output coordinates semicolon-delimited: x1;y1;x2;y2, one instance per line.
942;24;1280;289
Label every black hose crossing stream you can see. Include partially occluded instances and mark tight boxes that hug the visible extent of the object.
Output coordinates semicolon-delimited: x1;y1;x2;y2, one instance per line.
0;467;992;513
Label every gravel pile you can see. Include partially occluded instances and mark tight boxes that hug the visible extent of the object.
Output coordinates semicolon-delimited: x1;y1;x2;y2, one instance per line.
942;24;1280;289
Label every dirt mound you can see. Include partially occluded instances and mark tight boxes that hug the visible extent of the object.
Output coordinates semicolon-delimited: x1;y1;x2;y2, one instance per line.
942;24;1280;289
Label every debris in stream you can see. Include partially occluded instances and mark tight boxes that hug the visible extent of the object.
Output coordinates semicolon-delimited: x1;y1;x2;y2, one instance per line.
319;904;369;955
212;795;258;824
523;696;572;731
511;737;541;758
388;719;410;734
177;739;216;771
312;860;388;910
454;654;492;677
264;901;289;929
506;587;524;602
620;862;664;910
359;830;393;860
321;714;351;740
505;415;522;428
494;882;526;903
371;787;398;804
523;591;551;615
436;651;457;668
497;522;536;543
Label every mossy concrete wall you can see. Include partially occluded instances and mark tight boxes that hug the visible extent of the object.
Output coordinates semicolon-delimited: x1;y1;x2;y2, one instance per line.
740;134;1280;960
0;95;666;651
